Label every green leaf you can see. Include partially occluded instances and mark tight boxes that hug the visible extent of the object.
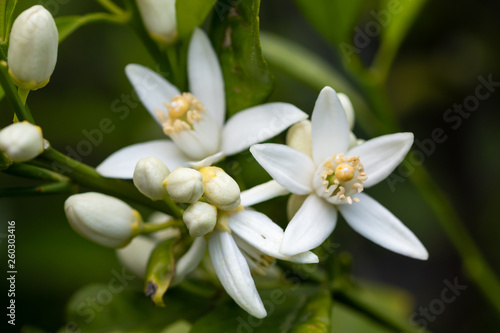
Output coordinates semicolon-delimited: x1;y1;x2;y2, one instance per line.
0;0;17;43
144;237;177;307
190;285;317;333
55;13;126;43
0;85;4;101
289;289;331;333
293;0;365;45
210;0;274;117
63;283;210;333
176;0;217;39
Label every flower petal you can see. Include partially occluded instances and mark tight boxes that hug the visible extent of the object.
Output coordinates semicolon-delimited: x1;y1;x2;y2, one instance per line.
240;180;289;207
229;210;318;264
221;103;308;156
96;140;189;179
347;132;413;188
311;87;350;165
188;28;225;128
280;194;337;256
208;231;266;318
172;237;207;286
338;193;428;260
188;151;225;169
125;64;180;125
250;144;315;195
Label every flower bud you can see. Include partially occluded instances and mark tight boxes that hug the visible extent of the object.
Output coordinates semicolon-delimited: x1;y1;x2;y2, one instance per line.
286;120;312;157
164;167;204;203
199;167;241;211
7;5;58;90
133;157;170;200
136;0;177;43
337;93;355;130
0;121;44;162
64;192;142;248
183;202;217;237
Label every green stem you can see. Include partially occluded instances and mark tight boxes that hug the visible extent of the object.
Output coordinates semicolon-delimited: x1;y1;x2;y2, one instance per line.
37;146;182;218
95;0;126;15
4;163;69;182
141;219;183;234
0;182;78;197
17;86;29;105
0;151;12;170
0;60;35;123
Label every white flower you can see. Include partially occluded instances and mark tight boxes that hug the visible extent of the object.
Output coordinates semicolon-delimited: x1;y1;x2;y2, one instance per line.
96;28;307;178
64;192;142;248
183;201;217;237
136;0;177;43
250;87;428;260
0;121;44;162
133;157;170;200
164;167;204;203
207;182;316;318
200;166;240;211
7;5;58;90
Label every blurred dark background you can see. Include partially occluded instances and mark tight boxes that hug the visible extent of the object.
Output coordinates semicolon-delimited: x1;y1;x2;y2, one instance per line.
1;0;499;332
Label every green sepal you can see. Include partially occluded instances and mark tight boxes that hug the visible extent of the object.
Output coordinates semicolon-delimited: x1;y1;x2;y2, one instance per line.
289;289;332;333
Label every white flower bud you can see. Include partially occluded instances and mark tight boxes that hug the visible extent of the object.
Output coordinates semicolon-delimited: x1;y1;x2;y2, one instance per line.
164;167;204;203
136;0;177;43
133;157;170;200
199;167;241;211
286;120;312;157
64;192;142;248
0;121;44;162
183;202;217;237
7;5;58;90
337;93;355;130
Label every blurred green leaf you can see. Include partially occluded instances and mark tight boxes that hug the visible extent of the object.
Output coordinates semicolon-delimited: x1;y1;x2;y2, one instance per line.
55;13;126;43
144;238;177;307
64;283;208;333
293;0;365;45
176;0;216;39
0;85;4;102
210;0;274;117
289;289;331;333
190;286;317;333
161;319;192;333
0;0;17;43
21;326;49;333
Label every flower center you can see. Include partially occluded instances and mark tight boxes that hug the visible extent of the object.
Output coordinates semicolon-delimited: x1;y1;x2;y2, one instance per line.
316;153;367;205
156;93;206;135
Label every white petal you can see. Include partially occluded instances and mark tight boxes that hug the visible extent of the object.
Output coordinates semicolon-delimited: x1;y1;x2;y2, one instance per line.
280;194;337;256
240;180;289;207
172;237;207;286
311;87;350;165
188;151;225;169
250;144;315;195
116;236;156;279
208;231;266;318
347;132;413;188
188;28;225;128
125;64;180;125
229;210;318;264
96;140;189;179
221;103;308;156
338;193;428;260
337;93;355;130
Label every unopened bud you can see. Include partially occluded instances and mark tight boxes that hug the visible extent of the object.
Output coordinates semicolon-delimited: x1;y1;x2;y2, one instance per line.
64;192;141;248
164;167;204;203
183;202;217;237
136;0;177;43
337;93;355;130
7;5;58;90
286;120;312;157
0;121;44;162
200;167;241;211
133;157;170;200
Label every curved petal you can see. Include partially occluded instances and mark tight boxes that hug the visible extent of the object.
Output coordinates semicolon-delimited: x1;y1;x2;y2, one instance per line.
172;237;207;286
188;28;225;128
240;180;290;207
347;132;413;188
208;231;266;318
281;194;337;256
116;236;156;279
229;210;318;264
188;151;225;169
96;140;190;179
311;87;350;165
221;103;308;156
338;193;428;260
125;64;180;125
250;144;315;195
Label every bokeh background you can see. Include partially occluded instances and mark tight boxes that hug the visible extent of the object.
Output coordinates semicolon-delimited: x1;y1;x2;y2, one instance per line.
1;0;499;332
